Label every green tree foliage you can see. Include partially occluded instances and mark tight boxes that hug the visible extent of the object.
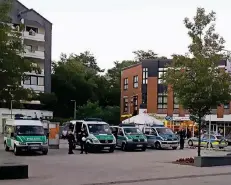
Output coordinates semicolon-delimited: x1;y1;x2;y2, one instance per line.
76;101;120;125
0;0;38;102
163;8;231;156
133;50;167;61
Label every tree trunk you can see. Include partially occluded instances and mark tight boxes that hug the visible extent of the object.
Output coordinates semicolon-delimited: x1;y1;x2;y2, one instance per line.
197;116;201;156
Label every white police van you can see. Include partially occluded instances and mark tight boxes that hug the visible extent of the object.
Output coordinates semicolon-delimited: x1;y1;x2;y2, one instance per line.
3;116;48;155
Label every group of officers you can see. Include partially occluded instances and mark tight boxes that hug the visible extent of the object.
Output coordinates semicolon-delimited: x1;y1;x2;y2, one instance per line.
67;123;88;154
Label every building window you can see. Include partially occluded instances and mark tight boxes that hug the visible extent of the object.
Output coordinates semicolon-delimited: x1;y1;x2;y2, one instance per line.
123;97;128;112
174;95;179;109
142;68;148;84
157;93;167;109
142;93;147;104
38;77;44;86
158;68;167;84
124;78;128;90
31;76;37;85
133;76;138;88
23;75;44;86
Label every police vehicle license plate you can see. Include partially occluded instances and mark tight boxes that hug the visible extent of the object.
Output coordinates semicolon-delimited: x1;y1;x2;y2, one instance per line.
31;146;39;150
104;147;110;149
137;145;142;147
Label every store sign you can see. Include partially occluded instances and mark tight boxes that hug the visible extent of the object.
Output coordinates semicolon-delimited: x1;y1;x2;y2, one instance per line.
173;116;190;121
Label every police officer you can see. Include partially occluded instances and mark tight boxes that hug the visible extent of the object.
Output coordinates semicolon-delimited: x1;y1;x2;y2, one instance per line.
67;124;75;154
178;128;186;149
79;127;88;154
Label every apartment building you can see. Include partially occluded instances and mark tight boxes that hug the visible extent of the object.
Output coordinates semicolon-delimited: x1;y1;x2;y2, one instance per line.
1;0;52;93
121;59;231;136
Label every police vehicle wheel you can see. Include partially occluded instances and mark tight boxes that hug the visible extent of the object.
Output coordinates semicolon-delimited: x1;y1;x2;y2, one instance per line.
42;150;48;155
141;146;146;151
172;147;177;150
188;140;193;146
109;146;115;153
155;142;161;149
4;142;9;151
122;143;127;151
14;146;20;156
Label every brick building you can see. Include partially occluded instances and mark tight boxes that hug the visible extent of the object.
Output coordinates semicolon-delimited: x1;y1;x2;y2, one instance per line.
121;59;231;135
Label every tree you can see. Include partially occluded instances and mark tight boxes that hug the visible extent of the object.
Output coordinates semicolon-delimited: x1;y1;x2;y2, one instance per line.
133;50;167;61
76;101;120;125
0;0;38;102
163;8;231;156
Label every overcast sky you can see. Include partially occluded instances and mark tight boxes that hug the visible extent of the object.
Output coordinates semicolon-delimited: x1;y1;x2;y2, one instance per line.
19;0;231;70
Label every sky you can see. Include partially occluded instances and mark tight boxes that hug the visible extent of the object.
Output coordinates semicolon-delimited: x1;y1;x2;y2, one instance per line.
19;0;231;70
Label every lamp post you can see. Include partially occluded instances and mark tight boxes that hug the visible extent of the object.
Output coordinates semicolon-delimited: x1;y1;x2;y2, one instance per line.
10;100;15;118
71;100;76;120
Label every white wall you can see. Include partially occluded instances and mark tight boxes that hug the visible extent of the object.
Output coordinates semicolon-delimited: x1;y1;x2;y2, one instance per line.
0;108;53;133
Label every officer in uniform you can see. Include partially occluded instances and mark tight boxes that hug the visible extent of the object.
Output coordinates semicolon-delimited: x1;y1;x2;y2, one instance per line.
67;124;75;154
178;128;186;149
79;127;88;154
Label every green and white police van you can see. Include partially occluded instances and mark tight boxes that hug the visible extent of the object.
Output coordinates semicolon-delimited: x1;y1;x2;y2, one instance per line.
3;117;48;156
111;124;148;151
70;118;116;153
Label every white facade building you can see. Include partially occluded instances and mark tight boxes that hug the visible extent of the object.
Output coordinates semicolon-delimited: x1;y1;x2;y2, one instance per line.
0;108;53;134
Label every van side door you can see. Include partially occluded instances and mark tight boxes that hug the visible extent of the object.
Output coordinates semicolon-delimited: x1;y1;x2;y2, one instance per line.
117;128;124;146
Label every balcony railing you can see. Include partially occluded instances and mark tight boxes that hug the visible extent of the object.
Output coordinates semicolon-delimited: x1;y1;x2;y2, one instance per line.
23;31;45;42
24;49;44;59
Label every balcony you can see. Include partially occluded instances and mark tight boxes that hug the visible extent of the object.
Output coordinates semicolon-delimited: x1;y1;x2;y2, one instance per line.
24;49;44;59
22;84;44;92
23;31;45;42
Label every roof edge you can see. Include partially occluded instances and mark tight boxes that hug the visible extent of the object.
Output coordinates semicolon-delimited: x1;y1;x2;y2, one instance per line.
121;62;142;71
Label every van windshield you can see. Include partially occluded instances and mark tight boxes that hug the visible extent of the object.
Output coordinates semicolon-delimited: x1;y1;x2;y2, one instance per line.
124;127;142;135
88;124;111;134
16;126;44;136
156;127;174;135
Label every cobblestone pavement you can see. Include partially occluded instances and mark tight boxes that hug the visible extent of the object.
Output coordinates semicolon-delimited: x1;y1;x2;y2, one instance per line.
1;138;231;185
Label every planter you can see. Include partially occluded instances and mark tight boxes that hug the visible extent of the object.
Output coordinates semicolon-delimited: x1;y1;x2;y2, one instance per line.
0;163;28;180
194;156;231;167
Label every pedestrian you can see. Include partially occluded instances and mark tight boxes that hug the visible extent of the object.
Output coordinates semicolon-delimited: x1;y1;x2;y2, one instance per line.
178;128;186;149
79;127;88;154
67;124;75;154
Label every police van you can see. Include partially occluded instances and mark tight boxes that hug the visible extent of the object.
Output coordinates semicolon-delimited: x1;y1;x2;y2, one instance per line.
3;116;48;155
110;124;148;151
69;118;116;153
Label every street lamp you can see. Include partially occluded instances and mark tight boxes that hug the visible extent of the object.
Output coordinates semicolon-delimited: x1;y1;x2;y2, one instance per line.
10;100;15;118
71;100;76;120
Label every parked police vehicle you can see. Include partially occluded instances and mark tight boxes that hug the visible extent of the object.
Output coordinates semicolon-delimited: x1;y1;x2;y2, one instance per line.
69;118;116;152
142;125;179;149
110;124;148;151
4;115;48;155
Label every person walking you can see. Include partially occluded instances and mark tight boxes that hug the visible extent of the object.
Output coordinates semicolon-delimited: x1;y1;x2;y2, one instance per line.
67;123;75;154
178;128;186;149
79;127;88;154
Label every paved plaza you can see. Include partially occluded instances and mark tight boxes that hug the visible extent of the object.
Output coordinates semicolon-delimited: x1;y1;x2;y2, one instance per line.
1;138;231;185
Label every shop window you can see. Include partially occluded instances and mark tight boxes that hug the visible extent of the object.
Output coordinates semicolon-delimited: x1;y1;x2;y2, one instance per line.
123;78;128;90
157;93;167;109
133;75;138;88
123;97;128;112
142;68;148;84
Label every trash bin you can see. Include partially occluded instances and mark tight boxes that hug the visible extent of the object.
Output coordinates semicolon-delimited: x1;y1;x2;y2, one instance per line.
48;122;60;149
